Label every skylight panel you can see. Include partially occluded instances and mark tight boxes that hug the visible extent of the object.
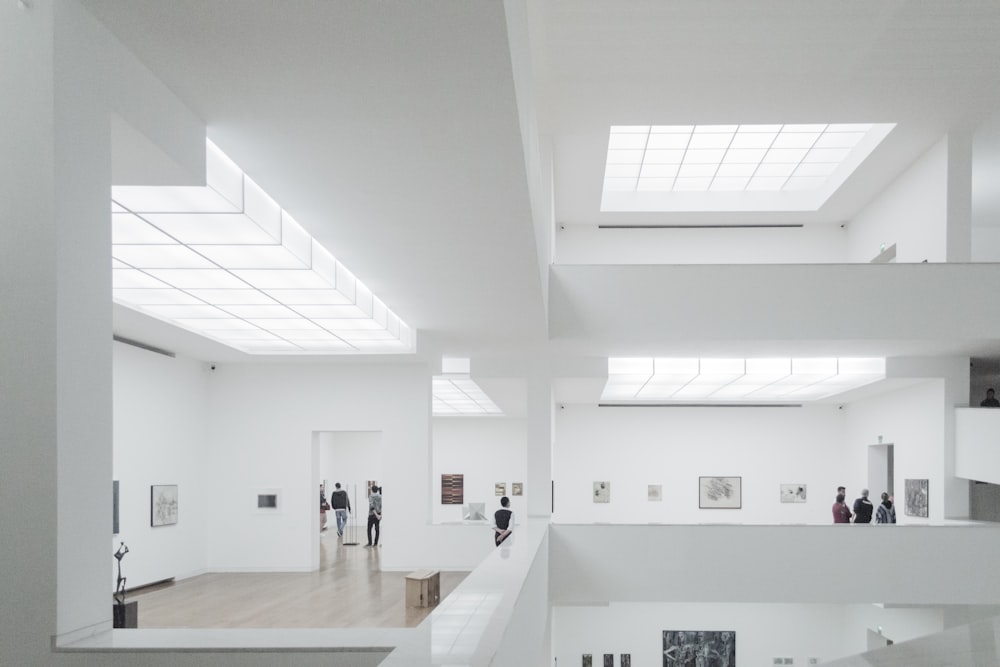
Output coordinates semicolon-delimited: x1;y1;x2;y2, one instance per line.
601;123;895;212
111;139;414;355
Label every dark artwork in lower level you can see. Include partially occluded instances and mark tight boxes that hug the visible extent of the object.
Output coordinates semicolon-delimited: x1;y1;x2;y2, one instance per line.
663;630;735;666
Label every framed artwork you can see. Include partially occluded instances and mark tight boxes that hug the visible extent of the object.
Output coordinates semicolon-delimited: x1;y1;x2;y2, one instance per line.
621;655;631;667
780;483;807;503
113;480;120;535
593;481;610;503
255;488;281;513
904;478;929;517
512;482;523;496
604;655;613;667
648;484;663;501
367;480;378;497
663;630;735;666
441;474;464;505
463;502;486;521
150;484;178;526
495;482;506;496
582;655;592;667
699;476;741;509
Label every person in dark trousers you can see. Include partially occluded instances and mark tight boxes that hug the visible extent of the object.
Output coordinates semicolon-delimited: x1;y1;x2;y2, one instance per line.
853;488;874;523
876;492;897;524
365;486;382;547
982;388;1000;407
330;482;351;537
493;496;514;546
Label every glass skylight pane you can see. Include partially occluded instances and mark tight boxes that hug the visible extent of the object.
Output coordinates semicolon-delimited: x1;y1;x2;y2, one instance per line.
814;132;865;149
335;330;398;341
644;149;685;164
609;358;654;375
614;125;651;133
636;178;673;191
827;123;873;132
246;318;319;331
784;177;827;191
730;133;776;149
113;245;216;269
678;164;718;178
604;178;638;191
186;289;277;305
640;164;680;178
838;358;885;374
145;269;249;289
274;330;338;341
112;259;129;269
191;244;311;270
747;176;789;191
685;149;726;164
140;212;283;245
763;148;808;163
605;164;641;179
688;133;733;150
646;133;690;150
608;133;649;150
723;149;767;164
207;329;282;341
740;124;782;133
233;340;301;351
112;212;177;244
784;124;827;133
754;163;796;178
295;340;355;351
111;185;242;214
673;178;712;191
177;318;259;330
113;269;171;289
140;304;230;319
803;148;850;163
793;163;838;177
231;269;334;290
710;177;750;191
113;288;203;305
219;304;299;319
772;133;819;149
651;125;693;133
695;124;738;133
321;318;386;330
716;163;757;177
607;150;644;164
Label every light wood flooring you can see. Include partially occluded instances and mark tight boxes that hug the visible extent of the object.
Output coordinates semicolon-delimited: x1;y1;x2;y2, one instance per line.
127;532;468;629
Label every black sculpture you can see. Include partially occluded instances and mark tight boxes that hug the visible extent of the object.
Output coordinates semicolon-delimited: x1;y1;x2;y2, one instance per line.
113;542;132;627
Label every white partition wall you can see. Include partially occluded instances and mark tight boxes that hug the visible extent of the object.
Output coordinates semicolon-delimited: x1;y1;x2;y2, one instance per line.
955;407;1000;485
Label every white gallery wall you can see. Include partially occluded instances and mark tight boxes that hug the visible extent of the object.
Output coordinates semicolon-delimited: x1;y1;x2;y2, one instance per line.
112;342;210;589
431;417;528;524
552;403;846;524
552;602;945;667
846;136;948;264
319;430;383;530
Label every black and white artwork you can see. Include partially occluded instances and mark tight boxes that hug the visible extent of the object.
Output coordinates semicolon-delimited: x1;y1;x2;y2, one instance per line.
582;654;593;667
150;484;178;526
463;502;486;521
593;481;610;503
604;654;613;667
621;655;631;667
113;480;120;534
495;482;506;496
648;484;663;501
699;476;741;509
780;483;807;503
904;478;929;517
512;482;523;496
663;630;735;666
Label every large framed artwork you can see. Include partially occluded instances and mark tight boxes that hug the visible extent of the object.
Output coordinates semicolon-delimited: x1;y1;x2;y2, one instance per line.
699;476;741;509
593;481;610;503
150;484;178;527
780;483;807;503
441;474;464;505
904;478;929;517
663;630;735;666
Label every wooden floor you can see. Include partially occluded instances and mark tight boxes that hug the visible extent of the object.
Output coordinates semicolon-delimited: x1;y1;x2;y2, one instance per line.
128;532;468;629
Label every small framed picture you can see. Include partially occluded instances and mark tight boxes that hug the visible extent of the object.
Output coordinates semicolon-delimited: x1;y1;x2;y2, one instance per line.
150;484;178;526
495;482;506;496
648;484;663;501
593;481;610;503
511;482;523;496
699;476;741;509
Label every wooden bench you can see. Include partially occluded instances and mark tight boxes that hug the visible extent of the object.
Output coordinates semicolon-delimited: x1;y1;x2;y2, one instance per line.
404;569;440;608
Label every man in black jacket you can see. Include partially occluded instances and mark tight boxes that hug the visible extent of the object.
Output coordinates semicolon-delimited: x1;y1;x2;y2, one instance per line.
330;482;351;537
853;488;874;523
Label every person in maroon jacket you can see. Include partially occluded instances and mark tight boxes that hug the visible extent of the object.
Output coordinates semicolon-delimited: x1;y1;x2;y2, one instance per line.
832;492;853;523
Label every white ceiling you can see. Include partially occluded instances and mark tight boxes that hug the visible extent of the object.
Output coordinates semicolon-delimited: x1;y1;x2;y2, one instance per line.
81;1;1000;390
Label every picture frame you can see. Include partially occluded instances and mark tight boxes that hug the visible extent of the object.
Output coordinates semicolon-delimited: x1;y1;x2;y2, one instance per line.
593;481;610;503
495;482;506;496
904;478;929;517
780;483;807;503
150;484;178;526
699;476;741;509
511;482;523;496
441;473;464;505
648;484;663;501
663;630;735;666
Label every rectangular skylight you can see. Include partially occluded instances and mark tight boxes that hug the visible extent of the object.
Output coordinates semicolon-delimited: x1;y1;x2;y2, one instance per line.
432;376;503;417
602;357;885;403
111;139;414;355
601;123;895;212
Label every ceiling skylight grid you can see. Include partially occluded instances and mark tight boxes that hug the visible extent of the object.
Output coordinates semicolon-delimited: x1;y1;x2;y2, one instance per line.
603;357;885;403
111;140;413;355
432;376;503;416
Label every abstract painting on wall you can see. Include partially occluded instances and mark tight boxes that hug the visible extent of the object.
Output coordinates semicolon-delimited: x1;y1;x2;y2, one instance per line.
593;481;610;503
582;654;592;667
495;482;506;496
648;484;663;501
699;476;741;509
150;484;178;527
441;474;464;505
463;502;486;521
780;483;807;503
603;654;613;667
904;478;929;517
663;630;735;666
512;482;523;496
621;655;631;667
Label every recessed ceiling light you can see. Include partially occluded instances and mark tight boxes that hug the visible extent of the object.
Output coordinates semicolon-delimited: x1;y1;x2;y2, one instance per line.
601;123;895;213
112;140;413;355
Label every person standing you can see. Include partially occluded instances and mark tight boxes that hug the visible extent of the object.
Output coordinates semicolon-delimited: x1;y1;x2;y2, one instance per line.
876;492;897;524
832;493;852;523
493;496;514;546
319;484;330;532
366;485;382;547
853;488;874;524
982;388;1000;407
330;482;351;537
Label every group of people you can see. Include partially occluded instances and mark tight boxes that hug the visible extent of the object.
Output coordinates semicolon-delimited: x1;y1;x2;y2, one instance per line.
319;482;383;547
832;486;896;524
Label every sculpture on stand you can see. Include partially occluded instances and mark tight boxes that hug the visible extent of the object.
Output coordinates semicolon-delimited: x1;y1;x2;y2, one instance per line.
112;542;137;628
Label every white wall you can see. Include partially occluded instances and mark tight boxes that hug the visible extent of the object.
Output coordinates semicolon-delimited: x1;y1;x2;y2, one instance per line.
431;417;527;523
844;380;945;522
113;342;210;588
319;430;382;530
847;137;948;263
553;404;845;524
552;602;944;667
955;408;1000;485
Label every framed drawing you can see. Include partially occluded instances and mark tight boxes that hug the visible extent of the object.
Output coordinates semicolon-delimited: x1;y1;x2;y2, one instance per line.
780;483;807;503
603;655;613;667
511;482;523;496
648;484;663;501
593;481;610;503
582;655;592;667
699;476;741;509
150;484;178;526
663;630;735;666
113;480;120;535
441;474;464;505
904;478;929;517
495;482;506;496
621;655;631;667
